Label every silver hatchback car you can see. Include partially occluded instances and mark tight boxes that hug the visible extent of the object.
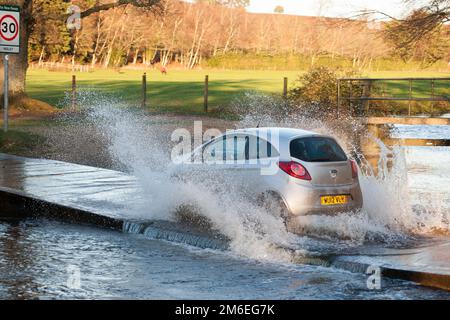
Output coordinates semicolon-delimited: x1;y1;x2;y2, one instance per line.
175;127;363;221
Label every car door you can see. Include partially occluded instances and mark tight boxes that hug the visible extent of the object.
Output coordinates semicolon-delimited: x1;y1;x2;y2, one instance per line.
221;133;280;198
244;134;281;196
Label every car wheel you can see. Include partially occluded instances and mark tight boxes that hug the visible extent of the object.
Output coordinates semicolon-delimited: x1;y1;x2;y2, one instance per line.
258;191;290;226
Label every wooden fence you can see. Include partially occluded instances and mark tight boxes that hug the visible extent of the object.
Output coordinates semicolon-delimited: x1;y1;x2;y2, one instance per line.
337;77;450;117
69;74;290;112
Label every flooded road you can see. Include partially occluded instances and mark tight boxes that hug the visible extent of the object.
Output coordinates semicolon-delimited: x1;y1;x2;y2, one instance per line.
393;124;450;213
0;111;449;299
0;219;449;300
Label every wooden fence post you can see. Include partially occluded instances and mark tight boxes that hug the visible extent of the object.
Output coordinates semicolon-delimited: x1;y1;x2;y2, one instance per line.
71;75;76;111
337;79;341;118
431;79;435;116
283;77;288;98
408;79;412;116
362;80;371;116
204;75;209;112
142;73;147;108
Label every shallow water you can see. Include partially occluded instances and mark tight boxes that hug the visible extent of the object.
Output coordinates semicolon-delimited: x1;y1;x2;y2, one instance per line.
0;219;449;300
391;125;449;216
392;124;450;140
1;109;449;299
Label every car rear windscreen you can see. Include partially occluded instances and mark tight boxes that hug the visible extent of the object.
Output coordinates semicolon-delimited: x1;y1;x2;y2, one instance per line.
290;137;347;162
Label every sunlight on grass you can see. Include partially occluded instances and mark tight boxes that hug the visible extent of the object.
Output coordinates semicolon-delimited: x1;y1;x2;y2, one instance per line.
26;69;450;114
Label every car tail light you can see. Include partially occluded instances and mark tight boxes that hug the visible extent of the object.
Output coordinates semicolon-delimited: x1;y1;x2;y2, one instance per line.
278;161;311;181
350;160;358;179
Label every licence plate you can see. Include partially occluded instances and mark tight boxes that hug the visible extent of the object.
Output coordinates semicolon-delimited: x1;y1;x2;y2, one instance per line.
320;195;350;206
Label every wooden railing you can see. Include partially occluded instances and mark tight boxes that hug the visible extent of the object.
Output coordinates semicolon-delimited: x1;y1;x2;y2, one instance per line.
337;77;450;117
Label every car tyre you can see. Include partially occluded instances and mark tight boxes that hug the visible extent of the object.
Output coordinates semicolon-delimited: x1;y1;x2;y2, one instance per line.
258;191;290;226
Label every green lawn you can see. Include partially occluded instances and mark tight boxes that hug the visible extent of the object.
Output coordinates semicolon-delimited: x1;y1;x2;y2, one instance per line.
0;129;44;154
26;69;450;114
27;69;301;114
359;72;449;98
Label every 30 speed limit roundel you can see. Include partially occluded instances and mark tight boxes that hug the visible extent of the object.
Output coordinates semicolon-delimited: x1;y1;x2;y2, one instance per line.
0;14;19;41
0;5;20;54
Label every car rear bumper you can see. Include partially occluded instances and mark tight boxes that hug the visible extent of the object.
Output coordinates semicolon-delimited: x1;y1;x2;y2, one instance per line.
281;180;363;216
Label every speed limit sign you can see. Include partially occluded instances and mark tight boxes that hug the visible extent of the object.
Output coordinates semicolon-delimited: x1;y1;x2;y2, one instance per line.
0;5;20;54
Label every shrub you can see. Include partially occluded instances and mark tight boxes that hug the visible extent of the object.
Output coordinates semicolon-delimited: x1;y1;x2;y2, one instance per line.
288;67;362;118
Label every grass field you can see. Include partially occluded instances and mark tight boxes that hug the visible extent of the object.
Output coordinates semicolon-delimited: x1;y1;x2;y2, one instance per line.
26;69;450;115
0;129;45;154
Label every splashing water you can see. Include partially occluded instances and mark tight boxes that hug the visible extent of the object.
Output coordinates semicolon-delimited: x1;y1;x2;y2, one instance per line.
296;142;448;244
359;140;449;236
80;92;448;261
84;100;294;262
239;93;448;239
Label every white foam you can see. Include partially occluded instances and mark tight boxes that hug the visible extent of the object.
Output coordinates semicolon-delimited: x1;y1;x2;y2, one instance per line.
84;93;449;262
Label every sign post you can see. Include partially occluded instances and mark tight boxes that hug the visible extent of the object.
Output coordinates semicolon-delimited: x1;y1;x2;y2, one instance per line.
3;55;8;132
0;5;20;132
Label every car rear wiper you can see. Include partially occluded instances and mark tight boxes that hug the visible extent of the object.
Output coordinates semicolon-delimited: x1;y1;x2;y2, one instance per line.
309;158;332;162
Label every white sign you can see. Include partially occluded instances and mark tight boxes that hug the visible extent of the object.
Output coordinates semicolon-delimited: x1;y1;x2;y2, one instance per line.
0;5;20;54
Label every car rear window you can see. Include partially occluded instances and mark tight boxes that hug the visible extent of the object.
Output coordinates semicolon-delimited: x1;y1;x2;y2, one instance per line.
290;137;347;162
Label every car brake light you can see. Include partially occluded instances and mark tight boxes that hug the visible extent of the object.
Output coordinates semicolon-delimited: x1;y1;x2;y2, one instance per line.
278;161;311;180
350;160;358;179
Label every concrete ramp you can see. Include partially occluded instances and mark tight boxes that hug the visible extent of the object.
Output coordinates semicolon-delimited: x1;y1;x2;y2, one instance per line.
0;153;139;220
0;153;227;249
329;242;450;291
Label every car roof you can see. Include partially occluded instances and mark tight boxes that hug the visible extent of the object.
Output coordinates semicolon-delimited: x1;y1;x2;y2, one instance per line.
230;127;320;140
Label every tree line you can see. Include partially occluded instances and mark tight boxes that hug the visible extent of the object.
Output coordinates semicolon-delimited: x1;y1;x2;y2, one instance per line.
29;0;449;70
0;0;449;101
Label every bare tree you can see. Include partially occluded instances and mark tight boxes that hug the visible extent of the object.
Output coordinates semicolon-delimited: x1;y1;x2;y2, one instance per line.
382;1;447;47
0;0;164;100
274;5;284;14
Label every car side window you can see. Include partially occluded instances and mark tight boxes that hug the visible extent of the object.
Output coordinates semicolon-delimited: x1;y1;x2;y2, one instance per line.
203;135;250;163
203;137;225;163
247;136;279;160
234;135;248;161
